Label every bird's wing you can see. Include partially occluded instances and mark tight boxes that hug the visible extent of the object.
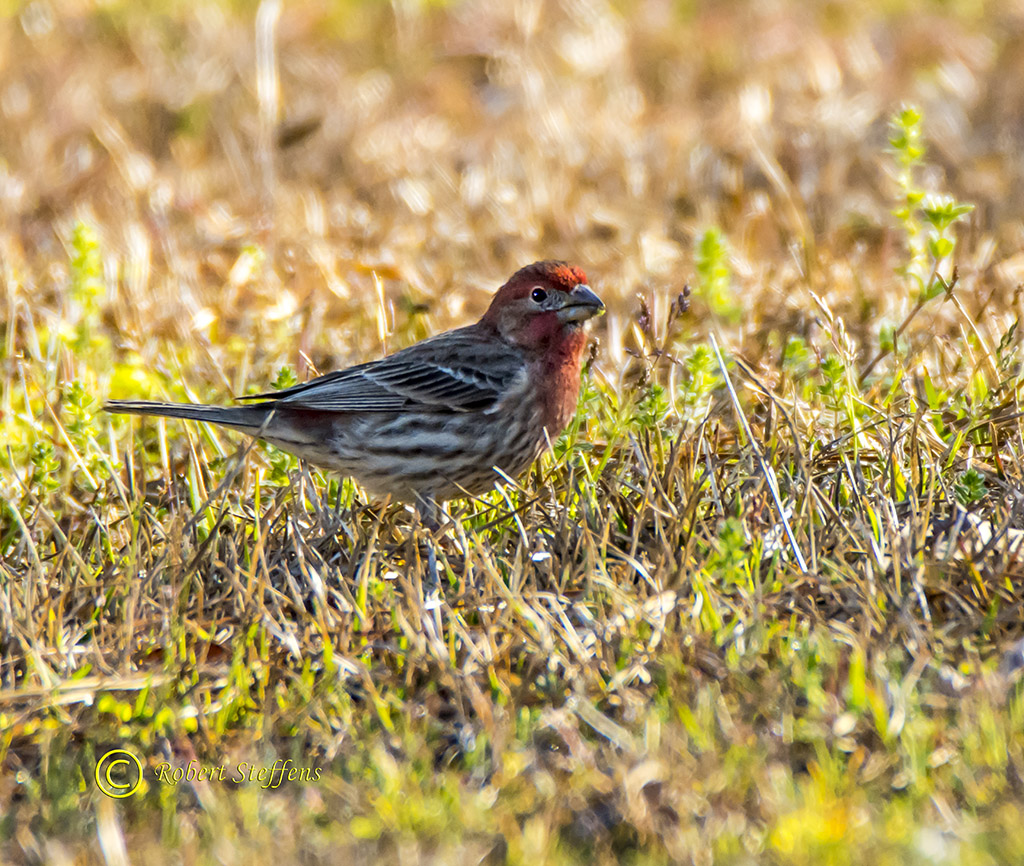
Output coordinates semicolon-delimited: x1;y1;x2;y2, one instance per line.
238;328;525;413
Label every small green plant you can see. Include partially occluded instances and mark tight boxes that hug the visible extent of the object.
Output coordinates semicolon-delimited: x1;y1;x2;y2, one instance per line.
69;221;104;309
889;106;974;300
62;379;104;491
818;355;847;409
272;365;299;391
707;515;750;589
26;440;62;497
63;380;95;438
890;106;927;285
96;692;184;744
633;382;669;428
878;323;896;354
954;467;986;505
680;343;720;420
67;221;106;355
265;445;299;487
781;336;812;379
859;107;975;385
695;227;740;321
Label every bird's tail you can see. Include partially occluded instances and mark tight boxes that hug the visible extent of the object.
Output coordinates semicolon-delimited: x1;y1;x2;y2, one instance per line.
104;400;273;434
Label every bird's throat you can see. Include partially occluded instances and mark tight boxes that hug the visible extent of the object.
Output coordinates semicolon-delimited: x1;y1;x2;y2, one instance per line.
535;328;588;435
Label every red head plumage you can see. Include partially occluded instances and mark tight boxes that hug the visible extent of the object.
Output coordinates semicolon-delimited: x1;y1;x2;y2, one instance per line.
481;261;601;347
478;260;603;432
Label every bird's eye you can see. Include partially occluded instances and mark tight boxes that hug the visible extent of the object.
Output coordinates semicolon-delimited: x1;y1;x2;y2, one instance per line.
530;287;548;303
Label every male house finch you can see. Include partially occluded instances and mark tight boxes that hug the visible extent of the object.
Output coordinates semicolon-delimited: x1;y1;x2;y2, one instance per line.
105;261;604;506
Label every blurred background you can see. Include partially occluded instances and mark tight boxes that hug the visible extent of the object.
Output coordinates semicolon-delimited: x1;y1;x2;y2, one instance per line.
3;0;1023;389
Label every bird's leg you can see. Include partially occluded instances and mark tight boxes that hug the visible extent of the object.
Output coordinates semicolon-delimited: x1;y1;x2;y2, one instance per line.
416;494;443;535
414;495;445;602
411;496;448;658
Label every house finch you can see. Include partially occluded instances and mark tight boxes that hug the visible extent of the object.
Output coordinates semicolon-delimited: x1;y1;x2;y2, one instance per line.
105;261;604;505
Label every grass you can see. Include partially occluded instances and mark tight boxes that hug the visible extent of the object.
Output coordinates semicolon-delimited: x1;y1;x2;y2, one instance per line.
3;0;1024;863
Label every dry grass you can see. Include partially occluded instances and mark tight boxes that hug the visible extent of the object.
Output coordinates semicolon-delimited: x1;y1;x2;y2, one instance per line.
3;1;1024;863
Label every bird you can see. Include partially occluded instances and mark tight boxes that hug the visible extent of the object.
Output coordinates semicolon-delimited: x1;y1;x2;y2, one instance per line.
105;261;605;509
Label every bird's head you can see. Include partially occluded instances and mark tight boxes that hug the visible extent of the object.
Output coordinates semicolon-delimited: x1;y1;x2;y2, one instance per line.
482;261;604;352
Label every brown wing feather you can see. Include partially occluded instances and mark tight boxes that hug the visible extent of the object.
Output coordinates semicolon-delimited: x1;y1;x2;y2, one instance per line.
238;326;525;414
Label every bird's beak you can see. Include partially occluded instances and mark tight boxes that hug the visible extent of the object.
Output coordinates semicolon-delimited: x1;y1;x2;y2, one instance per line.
558;285;605;323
